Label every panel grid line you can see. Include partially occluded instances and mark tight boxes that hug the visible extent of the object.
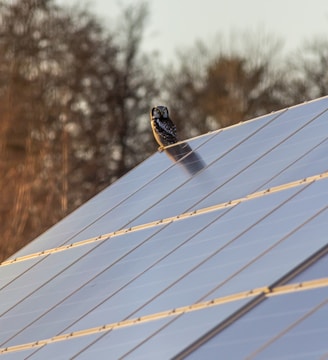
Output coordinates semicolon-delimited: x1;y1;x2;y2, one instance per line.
0;278;327;356
252;136;328;192
49;206;235;342
0;224;170;346
121;109;286;228
195;200;328;303
185;106;328;213
246;297;328;359
2;170;328;268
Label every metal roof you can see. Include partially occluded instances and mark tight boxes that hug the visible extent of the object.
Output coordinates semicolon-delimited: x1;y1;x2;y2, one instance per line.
1;96;328;359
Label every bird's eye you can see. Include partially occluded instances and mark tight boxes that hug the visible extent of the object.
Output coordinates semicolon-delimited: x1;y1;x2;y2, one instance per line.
162;108;168;118
152;108;161;118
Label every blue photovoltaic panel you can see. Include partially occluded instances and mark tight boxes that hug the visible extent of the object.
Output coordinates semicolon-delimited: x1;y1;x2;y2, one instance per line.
0;349;37;359
3;178;327;351
0;226;165;345
126;101;328;226
285;251;328;284
131;179;328;317
0;242;98;314
47;111;281;246
28;318;175;360
1;96;328;359
0;258;41;290
74;297;256;360
0;211;220;347
9;133;214;259
23;333;104;360
4;190;278;345
253;295;328;359
184;287;328;360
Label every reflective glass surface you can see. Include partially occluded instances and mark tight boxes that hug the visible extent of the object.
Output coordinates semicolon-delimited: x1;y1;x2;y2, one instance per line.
78;297;255;360
285;251;328;284
26;333;101;360
0;226;163;346
185;287;328;359
29;318;174;360
0;349;37;359
0;258;40;290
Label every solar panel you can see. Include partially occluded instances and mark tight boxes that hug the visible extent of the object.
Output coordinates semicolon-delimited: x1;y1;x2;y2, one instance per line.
182;287;328;360
127;101;328;226
76;297;256;360
1;96;328;359
285;251;328;284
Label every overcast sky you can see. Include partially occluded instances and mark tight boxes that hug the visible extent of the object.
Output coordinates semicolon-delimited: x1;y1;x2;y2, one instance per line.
61;0;328;63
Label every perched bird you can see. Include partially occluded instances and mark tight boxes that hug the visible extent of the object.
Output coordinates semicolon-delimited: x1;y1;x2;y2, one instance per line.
150;105;178;151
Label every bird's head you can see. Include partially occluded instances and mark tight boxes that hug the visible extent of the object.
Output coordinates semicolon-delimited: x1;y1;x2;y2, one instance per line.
151;105;169;120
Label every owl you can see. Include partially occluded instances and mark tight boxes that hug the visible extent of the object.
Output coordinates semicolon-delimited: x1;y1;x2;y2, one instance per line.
150;105;178;151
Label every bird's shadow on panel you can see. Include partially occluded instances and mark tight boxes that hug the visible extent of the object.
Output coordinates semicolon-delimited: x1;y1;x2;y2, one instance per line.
164;142;206;176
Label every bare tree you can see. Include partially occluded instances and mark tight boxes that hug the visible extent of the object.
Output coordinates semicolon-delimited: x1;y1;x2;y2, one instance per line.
0;0;158;261
201;54;285;128
284;39;328;103
162;34;287;136
107;2;159;179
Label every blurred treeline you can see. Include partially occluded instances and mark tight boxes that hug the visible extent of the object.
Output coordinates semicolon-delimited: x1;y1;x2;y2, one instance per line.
1;0;328;261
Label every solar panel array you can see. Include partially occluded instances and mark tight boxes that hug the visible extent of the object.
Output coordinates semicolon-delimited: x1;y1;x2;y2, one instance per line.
1;96;328;359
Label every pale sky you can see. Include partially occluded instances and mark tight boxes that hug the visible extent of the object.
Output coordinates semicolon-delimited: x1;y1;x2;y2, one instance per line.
63;0;328;63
